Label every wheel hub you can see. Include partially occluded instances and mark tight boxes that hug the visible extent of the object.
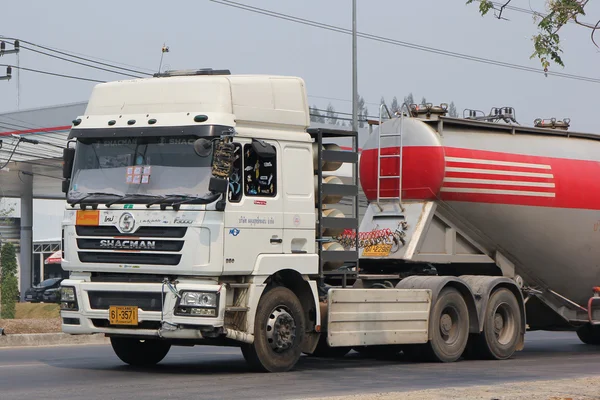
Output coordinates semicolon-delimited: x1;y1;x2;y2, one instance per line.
494;312;505;334
440;313;453;336
266;306;297;352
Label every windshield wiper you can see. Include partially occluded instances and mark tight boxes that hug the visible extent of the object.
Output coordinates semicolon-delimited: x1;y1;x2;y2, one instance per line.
170;193;221;210
69;192;122;207
145;194;195;208
105;193;162;207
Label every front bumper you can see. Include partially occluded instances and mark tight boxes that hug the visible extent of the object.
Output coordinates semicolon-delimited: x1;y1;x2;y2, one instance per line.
60;278;228;339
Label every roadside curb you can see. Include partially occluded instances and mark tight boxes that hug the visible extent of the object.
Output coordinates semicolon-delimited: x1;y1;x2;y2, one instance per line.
0;333;109;348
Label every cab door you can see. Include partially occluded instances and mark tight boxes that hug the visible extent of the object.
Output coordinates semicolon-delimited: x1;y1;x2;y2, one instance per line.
223;139;283;274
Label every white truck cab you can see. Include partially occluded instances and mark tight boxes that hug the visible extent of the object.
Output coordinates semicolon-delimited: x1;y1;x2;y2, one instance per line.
60;70;324;371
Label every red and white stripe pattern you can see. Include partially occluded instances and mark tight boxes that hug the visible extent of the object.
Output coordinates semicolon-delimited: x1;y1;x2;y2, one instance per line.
441;155;556;198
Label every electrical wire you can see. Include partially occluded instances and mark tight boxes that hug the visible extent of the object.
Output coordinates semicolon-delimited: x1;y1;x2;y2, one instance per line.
209;0;600;84
0;64;105;83
19;44;144;79
0;36;153;76
0;139;24;170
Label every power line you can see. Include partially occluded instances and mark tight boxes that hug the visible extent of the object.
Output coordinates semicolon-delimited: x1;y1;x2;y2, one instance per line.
0;64;105;83
18;44;144;79
209;0;600;84
1;36;153;76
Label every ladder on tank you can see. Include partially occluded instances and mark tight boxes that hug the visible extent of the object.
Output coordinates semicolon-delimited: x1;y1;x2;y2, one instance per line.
376;103;410;208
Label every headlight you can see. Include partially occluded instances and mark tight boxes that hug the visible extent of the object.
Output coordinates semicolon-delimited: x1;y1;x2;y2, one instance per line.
60;287;76;301
181;292;217;307
60;286;78;311
176;291;219;317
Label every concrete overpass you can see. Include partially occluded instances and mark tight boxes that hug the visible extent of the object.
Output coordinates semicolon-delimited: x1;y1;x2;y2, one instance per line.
0;102;86;299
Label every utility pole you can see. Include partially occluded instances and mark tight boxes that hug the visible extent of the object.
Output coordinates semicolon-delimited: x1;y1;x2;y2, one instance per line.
351;0;359;271
0;65;12;81
0;40;20;105
351;1;357;133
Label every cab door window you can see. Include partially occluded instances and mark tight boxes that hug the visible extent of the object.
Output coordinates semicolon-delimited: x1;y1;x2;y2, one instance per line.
228;143;243;203
243;143;277;197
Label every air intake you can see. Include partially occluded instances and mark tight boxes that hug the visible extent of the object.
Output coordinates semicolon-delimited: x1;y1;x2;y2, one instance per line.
153;68;231;78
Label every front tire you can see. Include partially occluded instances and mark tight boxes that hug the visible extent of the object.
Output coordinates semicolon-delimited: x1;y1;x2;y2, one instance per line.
466;288;521;360
241;286;305;372
576;324;600;345
110;337;171;366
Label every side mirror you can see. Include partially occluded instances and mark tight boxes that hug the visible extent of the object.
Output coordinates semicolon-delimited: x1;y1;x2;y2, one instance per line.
209;177;228;194
63;148;75;179
251;139;276;159
61;179;70;194
193;138;213;157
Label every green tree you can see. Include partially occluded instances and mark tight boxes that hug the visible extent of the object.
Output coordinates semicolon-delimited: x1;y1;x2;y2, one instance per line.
467;0;592;70
0;242;18;319
390;97;399;114
325;103;339;125
449;101;459;118
309;105;325;123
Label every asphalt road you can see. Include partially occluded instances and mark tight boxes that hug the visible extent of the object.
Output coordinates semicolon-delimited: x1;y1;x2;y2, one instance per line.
1;331;600;400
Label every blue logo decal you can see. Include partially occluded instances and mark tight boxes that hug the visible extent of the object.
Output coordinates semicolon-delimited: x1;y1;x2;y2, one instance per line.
229;228;240;237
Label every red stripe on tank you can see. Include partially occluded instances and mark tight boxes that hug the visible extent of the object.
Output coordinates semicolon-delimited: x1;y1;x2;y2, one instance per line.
360;145;600;210
440;147;600;210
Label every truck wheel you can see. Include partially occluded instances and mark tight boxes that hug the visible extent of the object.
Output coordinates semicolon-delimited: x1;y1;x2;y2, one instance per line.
241;286;305;372
307;334;351;358
421;286;470;363
576;324;600;345
468;288;521;360
110;337;171;366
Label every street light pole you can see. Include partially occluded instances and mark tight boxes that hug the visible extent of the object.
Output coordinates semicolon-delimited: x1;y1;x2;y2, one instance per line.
352;0;358;133
351;0;360;271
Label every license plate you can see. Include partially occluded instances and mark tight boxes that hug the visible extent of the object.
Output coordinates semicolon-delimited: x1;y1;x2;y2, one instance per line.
362;243;392;257
109;306;138;326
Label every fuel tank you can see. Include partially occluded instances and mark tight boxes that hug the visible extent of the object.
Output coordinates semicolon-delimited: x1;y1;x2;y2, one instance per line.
359;116;600;307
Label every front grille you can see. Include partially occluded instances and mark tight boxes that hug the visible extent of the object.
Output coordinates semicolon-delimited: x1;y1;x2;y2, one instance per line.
78;252;181;265
91;319;162;330
76;226;187;238
90;273;169;283
88;291;164;311
77;238;184;252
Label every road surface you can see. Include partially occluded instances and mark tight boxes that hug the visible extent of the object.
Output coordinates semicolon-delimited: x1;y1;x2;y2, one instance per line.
1;331;599;400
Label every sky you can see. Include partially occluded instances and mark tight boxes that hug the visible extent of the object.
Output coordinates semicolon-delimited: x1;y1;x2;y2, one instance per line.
0;0;599;131
1;0;600;240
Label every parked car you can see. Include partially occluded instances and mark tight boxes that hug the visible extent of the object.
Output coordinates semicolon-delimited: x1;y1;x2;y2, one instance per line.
24;278;63;303
42;287;61;303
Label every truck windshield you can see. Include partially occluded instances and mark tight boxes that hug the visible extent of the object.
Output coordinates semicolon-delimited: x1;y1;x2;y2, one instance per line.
68;135;213;204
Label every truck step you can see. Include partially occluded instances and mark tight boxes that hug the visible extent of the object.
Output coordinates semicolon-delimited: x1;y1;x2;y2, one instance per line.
227;283;250;289
379;155;401;159
379;176;400;179
358;274;401;280
225;306;249;312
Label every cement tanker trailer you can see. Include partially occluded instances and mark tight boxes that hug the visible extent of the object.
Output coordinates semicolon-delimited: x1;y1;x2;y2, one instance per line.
356;104;600;347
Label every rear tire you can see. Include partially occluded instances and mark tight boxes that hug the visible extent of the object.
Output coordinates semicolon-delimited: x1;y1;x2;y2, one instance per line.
466;288;522;360
110;337;171;366
576;324;600;345
416;287;470;363
241;286;305;372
